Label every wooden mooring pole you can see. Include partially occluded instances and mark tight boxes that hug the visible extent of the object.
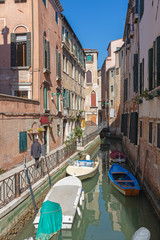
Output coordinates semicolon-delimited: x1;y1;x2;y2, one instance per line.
24;155;38;214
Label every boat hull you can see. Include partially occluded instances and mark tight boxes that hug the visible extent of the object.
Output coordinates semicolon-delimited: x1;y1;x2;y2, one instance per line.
66;162;99;180
111;182;140;196
108;163;140;196
33;176;82;230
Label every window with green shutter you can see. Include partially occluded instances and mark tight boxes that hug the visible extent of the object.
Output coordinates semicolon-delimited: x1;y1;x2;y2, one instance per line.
43;37;50;72
44;87;48;110
149;122;153;144
19;131;27;153
55;12;58;24
155;36;160;87
148;48;153;91
63;89;67;108
139;0;144;21
129;112;138;145
42;0;46;7
134;54;138;92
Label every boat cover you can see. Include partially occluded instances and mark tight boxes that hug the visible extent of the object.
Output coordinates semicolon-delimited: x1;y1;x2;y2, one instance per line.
36;200;62;240
110;150;127;159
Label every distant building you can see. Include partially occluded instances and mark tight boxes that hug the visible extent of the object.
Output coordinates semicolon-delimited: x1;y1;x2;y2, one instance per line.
101;39;123;133
84;49;100;126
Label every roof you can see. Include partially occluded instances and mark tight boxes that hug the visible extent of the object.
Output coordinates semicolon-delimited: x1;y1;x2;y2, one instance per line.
61;14;85;55
54;0;64;12
107;38;123;51
84;49;99;57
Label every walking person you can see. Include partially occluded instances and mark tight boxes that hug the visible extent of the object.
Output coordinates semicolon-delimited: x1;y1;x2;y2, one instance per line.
31;136;42;168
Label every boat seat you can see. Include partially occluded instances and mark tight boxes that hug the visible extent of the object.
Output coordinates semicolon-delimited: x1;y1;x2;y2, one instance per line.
115;180;134;182
112;172;127;174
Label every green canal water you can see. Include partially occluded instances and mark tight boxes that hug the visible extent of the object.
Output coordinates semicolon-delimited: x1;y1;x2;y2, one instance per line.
14;139;160;240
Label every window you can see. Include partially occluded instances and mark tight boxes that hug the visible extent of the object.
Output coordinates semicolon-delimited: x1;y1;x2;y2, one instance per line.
11;33;31;67
72;64;74;78
124;78;128;102
43;87;48;110
111;100;113;106
86;70;92;84
57;125;60;137
0;0;5;3
86;55;93;62
19;131;27;153
91;91;96;107
157;123;160;148
111;70;113;77
71;39;73;52
111;85;113;92
133;54;138;92
129;112;138;145
116;68;119;75
149;122;153;144
15;90;28;99
65;29;69;42
62;26;65;41
56;47;61;80
139;0;144;20
42;0;46;7
55;12;58;24
43;36;50;72
66;58;68;74
148;48;153;91
57;92;61;112
15;0;26;2
140;121;142;138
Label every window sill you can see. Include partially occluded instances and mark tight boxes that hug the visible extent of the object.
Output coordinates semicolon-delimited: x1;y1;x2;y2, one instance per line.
90;106;98;108
11;66;30;70
43;68;51;74
86;83;92;85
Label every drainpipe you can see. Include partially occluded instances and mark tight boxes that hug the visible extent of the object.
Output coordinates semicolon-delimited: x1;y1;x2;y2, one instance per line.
114;66;116;123
31;0;34;99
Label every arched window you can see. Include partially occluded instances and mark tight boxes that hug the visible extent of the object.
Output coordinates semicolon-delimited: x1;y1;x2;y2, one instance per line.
86;70;92;83
91;91;96;107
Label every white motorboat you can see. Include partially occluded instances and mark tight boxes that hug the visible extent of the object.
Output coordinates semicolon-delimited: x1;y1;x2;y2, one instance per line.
33;176;83;230
66;155;99;180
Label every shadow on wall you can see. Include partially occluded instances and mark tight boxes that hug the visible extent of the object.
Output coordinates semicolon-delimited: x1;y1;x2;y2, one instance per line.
0;26;19;95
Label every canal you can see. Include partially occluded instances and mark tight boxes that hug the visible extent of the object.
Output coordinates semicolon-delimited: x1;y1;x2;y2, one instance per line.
14;139;160;240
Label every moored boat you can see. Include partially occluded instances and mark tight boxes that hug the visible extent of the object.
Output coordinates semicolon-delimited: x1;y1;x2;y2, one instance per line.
108;163;140;196
66;155;99;180
110;150;127;163
131;227;151;240
33;176;83;231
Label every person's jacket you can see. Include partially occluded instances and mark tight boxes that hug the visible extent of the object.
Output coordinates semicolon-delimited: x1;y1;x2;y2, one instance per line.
31;141;42;159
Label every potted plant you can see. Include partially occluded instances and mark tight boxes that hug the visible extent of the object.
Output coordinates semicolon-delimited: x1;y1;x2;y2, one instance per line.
141;89;153;100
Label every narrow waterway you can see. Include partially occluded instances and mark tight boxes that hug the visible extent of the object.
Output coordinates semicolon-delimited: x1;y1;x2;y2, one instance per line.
14;139;160;240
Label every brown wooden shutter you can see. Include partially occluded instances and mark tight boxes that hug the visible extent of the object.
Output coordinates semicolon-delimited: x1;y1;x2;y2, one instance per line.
91;91;96;106
87;70;92;83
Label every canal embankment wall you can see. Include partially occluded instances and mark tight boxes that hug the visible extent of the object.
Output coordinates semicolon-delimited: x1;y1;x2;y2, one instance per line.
122;136;160;221
0;135;100;239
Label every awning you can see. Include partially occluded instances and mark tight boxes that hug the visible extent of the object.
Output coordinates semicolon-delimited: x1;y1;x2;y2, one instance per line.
40;116;51;125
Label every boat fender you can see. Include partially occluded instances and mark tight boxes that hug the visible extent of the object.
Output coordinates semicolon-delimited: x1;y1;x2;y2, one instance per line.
131;227;151;240
79;196;82;206
81;189;84;201
77;206;82;217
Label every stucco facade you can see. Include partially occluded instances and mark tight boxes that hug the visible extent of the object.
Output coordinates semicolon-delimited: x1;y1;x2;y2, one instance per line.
0;0;64;169
101;39;123;130
61;15;85;141
84;49;100;126
119;0;160;218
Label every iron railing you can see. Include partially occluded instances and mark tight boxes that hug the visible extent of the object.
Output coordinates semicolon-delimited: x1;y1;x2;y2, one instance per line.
0;142;76;209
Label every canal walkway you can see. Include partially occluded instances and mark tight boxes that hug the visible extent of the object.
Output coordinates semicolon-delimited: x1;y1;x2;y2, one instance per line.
0;129;100;239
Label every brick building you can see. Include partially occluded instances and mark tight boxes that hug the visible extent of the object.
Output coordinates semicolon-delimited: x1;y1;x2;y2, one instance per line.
0;0;64;169
61;15;86;142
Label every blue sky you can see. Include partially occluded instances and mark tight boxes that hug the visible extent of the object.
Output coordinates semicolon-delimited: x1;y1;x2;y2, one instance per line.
60;0;129;69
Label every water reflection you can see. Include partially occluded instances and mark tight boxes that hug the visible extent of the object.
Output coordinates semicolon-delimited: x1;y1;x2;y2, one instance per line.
14;139;160;240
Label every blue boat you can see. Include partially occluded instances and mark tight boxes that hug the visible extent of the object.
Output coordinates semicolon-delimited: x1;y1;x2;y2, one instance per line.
108;163;140;196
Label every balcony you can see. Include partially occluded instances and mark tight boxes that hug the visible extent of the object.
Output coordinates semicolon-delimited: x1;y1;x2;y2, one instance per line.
126;38;131;50
62;38;70;51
